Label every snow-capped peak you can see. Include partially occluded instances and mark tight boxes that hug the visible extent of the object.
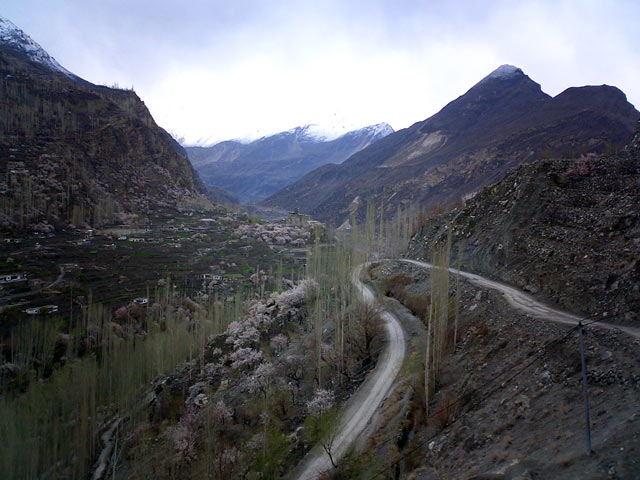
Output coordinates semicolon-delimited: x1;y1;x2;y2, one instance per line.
296;122;394;142
299;123;346;141
0;16;74;78
356;122;394;138
185;122;394;147
478;64;524;84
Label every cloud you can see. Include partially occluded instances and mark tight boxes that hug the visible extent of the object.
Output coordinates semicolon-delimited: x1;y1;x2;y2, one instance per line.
2;0;639;144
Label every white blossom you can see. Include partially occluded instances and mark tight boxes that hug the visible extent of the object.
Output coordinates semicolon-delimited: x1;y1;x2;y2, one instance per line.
306;389;335;416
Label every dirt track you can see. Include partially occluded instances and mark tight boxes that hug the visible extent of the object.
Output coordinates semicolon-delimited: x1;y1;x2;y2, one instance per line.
289;265;406;480
401;259;640;340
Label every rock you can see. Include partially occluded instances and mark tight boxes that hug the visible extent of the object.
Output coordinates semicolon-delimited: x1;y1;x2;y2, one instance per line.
514;394;530;412
600;350;613;361
186;381;208;407
193;393;209;408
463;433;486;452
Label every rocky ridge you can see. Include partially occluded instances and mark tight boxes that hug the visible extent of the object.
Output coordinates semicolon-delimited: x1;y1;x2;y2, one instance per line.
0;18;213;232
187;123;393;203
263;66;639;226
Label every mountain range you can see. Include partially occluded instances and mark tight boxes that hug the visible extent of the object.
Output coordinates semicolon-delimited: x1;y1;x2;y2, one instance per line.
0;16;212;231
185;123;393;203
262;65;639;226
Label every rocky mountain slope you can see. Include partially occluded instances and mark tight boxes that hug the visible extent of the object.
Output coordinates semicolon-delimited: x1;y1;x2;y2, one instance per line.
186;123;393;203
407;120;640;326
201;184;239;205
367;260;639;479
0;16;213;232
262;65;639;226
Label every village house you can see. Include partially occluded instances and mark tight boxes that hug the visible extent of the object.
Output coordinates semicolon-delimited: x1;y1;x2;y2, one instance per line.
24;305;59;315
0;272;27;284
287;208;312;225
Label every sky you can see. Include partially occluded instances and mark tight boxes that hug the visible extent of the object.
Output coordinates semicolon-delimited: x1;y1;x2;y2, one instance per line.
3;0;639;145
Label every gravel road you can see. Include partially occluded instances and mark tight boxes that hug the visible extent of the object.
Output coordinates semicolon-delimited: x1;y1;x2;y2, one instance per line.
402;259;640;340
289;264;406;479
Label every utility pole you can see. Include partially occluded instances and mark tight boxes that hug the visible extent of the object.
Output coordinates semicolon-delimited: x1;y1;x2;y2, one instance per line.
578;321;592;455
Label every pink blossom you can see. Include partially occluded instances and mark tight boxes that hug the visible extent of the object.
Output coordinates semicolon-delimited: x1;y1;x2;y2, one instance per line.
225;321;243;335
247;362;276;394
229;347;264;370
233;326;260;349
274;278;318;309
115;306;129;321
270;334;288;352
210;400;233;424
169;411;198;461
306;389;335;416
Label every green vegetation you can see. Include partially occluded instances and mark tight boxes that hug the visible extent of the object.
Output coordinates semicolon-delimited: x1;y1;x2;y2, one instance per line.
0;201;422;479
251;427;290;479
0;285;239;479
304;407;341;467
132;251;154;257
424;231;452;416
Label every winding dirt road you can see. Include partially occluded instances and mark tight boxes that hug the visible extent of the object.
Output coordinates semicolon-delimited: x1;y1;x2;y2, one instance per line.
289;265;406;480
290;258;639;479
402;259;640;340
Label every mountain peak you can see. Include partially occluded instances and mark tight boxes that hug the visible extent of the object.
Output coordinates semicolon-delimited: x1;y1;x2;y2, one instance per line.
294;122;393;142
476;64;526;86
360;122;395;137
484;64;524;80
0;16;74;78
489;64;523;77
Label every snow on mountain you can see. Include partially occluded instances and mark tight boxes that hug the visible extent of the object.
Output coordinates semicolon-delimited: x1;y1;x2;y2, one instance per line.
478;64;524;85
301;123;348;141
291;122;393;142
300;121;393;142
0;16;74;78
187;122;394;148
350;122;395;139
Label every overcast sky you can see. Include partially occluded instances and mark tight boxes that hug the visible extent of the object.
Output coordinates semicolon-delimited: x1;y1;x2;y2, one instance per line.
3;1;639;145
